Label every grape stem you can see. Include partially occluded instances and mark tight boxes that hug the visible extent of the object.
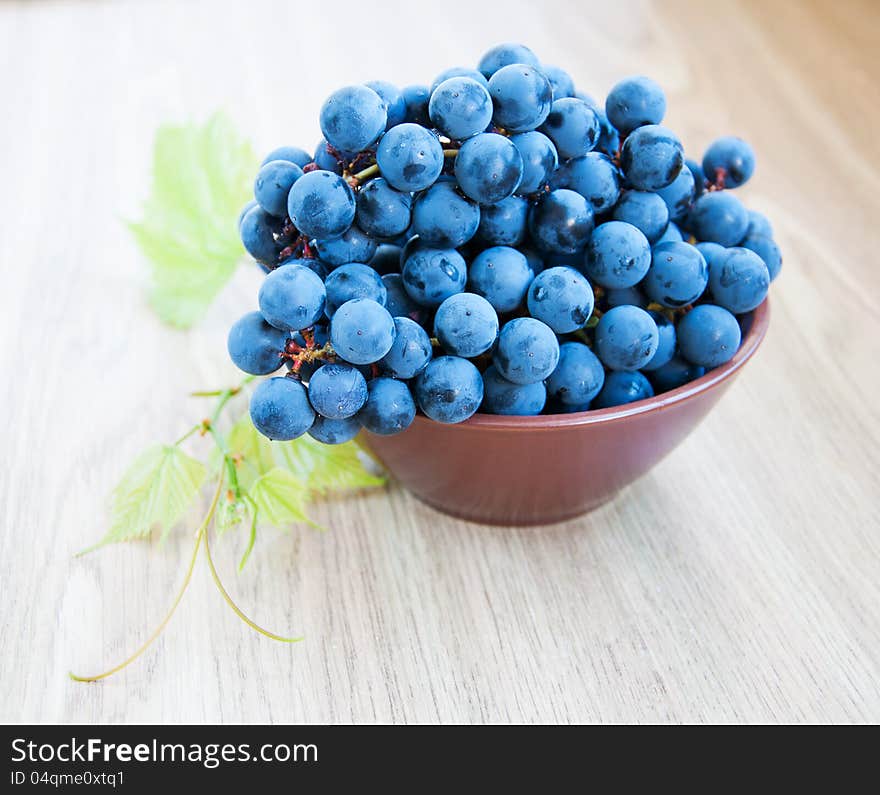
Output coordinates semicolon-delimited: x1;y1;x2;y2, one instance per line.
349;148;460;186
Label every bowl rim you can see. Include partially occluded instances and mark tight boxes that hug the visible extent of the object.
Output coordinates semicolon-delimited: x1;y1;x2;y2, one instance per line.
411;299;770;432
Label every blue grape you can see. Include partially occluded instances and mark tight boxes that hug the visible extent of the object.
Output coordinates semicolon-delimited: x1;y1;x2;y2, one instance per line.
359;378;417;434
494;317;560;384
509;131;558;193
414;356;484;423
655;221;683;245
365;80;406;128
380;317;432;378
314;226;377;267
540;97;599;159
741;234;782;281
254;160;303;217
308;415;362;444
477;42;541;78
434;292;499;357
643;241;709;308
402;247;467;307
319;85;387;152
605;76;666;134
382;273;431;325
647;356;705;392
695;241;727;269
583;220;651;288
477;195;529;246
240;205;282;264
526;266;594;333
686;158;706;197
329;298;396;364
487;63;553;133
412;181;480;247
708;247;770;313
605;285;648;309
258;264;326;331
545;342;605;406
376;123;444;192
543;64;575;99
314;138;350;174
468;246;534;313
612;190;670;244
528;189;593;253
369;244;403;276
481;365;547;415
402;84;431;126
654;165;695;223
238;199;258;229
688;191;749;247
677;304;741;368
593;370;654;409
307;363;368;419
702;136;755;188
620;124;684;191
641;311;676;371
227;311;288;375
429;77;494;140
594;305;659;370
430;67;489;93
261;146;312;168
356;177;412;239
554;152;620;213
250;377;315;441
747;209;773;239
279;255;328;280
324;264;387;317
454;132;524;204
287;170;356;239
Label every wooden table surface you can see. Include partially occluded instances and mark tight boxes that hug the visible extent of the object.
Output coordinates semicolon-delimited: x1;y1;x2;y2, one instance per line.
1;0;878;724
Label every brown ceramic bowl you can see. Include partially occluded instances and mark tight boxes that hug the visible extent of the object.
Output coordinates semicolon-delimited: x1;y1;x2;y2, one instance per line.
362;300;770;526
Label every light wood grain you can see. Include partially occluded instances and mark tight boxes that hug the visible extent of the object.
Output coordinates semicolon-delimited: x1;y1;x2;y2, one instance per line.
1;0;878;724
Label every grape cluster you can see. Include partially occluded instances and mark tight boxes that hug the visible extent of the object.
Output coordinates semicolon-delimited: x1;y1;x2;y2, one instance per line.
230;42;781;444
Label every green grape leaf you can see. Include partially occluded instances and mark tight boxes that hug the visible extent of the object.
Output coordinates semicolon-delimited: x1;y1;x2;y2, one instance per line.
276;435;386;496
248;468;319;529
127;112;256;328
87;445;207;552
223;412;278;489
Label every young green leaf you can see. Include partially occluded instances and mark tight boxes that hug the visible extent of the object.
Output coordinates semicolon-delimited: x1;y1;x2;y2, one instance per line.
248;468;319;529
276;435;386;496
128;113;256;328
223;412;279;489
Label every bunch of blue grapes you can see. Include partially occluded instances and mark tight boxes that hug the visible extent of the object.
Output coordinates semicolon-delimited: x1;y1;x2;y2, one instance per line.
230;42;781;443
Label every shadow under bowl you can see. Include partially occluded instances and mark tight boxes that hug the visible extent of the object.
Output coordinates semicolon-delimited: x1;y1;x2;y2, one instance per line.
361;300;770;526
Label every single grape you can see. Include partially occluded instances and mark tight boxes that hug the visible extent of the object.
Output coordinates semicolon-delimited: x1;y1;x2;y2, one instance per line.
240;204;282;264
528;189;593;253
359;377;417;434
430;67;489;93
402;84;431;126
643;241;709;307
686;158;706;197
540;97;599;159
619;124;684;191
592;370;654;409
741;234;782;281
254;160;303;218
526;266;594;333
414;356;484;423
554;152;620;214
702;136;755;188
411;181;481;247
477;195;529;246
356;177;413;239
605;75;666;135
677;304;741;368
454;132;524;204
605;285;648;309
365;80;406;128
695;241;727;270
647;356;705;393
468;245;534;313
287;170;356;240
279;255;328;280
329;298;396;364
545;342;605;406
494;317;560;384
307;362;368;419
320;84;387;152
655;221;683;245
308;415;362;445
429;77;494;141
376;123;444;192
402;247;468;307
747;209;773;239
314;138;352;174
481;364;547;415
477;42;541;78
261;146;312;168
594;305;660;370
542;64;575;99
324;264;387;317
509;131;558;193
227;311;288;375
379;317;433;378
238;199;258;229
382;273;431;326
688;191;749;247
434;292;499;357
583;220;651;288
258;264;326;331
612;190;669;243
250;377;315;441
488;63;553;133
708;247;770;313
654;165;695;223
314;226;378;267
368;244;403;276
641;311;676;371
